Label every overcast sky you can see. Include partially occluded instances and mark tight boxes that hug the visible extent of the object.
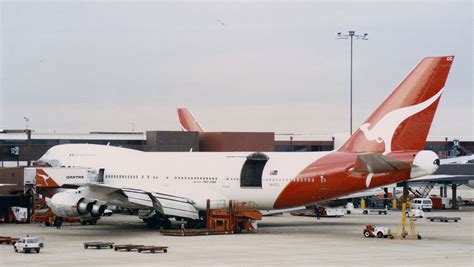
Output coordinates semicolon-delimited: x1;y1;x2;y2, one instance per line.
1;0;472;137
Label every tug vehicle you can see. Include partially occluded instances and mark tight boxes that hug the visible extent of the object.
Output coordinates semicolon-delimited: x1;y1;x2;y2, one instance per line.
363;224;391;238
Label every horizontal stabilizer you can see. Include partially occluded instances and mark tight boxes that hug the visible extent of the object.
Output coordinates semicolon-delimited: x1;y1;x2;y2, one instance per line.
351;153;412;174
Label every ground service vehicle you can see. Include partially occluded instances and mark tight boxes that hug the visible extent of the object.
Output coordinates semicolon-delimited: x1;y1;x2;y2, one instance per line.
14;236;44;253
363;224;391;238
411;198;433;211
9;207;28;223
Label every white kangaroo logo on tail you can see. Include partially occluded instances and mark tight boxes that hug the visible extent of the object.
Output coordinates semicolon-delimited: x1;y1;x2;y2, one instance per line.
360;89;443;154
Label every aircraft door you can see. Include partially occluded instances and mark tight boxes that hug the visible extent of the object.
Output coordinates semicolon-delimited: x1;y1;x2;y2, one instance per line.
97;168;105;183
240;152;269;188
87;168;105;184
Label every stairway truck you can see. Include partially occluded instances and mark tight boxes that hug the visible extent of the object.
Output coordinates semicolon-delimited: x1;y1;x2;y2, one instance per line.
411;198;433;211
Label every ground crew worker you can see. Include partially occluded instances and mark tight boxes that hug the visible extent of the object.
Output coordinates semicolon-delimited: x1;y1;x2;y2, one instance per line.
315;206;321;220
54;216;62;229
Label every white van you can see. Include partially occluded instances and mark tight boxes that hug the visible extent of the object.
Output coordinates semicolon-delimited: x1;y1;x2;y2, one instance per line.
411;198;433;211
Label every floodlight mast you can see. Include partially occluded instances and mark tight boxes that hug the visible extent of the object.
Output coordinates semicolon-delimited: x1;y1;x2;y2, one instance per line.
336;31;368;135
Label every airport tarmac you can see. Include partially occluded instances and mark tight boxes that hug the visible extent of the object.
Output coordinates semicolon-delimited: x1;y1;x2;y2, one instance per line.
1;209;473;266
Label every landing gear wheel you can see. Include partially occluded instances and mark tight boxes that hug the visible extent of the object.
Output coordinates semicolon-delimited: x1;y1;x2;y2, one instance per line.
162;219;172;229
145;214;172;229
146;217;161;229
186;219;197;229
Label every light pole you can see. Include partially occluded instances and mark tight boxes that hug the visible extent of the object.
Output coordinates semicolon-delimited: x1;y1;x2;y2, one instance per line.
24;116;29;130
336;31;368;134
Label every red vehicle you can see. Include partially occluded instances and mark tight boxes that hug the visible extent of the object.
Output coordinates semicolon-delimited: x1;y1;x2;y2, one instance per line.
363;224;391;238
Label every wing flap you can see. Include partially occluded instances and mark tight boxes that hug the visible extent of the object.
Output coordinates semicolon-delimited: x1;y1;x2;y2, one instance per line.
150;192;199;220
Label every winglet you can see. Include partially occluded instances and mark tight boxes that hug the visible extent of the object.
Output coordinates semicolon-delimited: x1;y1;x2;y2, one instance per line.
177;108;205;132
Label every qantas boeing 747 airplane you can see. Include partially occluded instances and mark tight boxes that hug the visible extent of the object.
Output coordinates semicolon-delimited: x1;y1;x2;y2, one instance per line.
36;56;454;228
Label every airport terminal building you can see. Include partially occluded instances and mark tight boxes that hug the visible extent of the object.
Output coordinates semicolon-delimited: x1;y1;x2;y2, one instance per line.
1;129;472;166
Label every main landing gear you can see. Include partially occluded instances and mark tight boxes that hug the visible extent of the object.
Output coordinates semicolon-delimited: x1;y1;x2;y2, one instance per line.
143;214;172;229
142;212;207;229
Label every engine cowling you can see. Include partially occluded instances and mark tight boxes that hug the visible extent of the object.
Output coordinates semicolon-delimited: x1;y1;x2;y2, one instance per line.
48;191;101;218
90;203;106;217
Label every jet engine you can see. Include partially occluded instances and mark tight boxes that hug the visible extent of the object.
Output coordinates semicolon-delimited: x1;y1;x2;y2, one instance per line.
48;191;106;218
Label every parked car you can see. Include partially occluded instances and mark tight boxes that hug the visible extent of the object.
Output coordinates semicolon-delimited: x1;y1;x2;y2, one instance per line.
411;198;433;211
14;236;44;253
102;209;113;216
363;224;391;238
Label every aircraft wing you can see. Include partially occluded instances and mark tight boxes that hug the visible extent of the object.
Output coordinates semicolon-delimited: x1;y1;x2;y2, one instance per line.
351;153;412;174
66;183;200;220
440;155;474;164
407;159;474;185
408;174;474;184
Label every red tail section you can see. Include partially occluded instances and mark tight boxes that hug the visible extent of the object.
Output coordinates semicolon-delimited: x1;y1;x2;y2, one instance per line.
339;56;454;154
177;108;205;133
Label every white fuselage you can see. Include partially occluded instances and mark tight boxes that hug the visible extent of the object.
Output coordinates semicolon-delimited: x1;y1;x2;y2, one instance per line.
40;144;327;210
